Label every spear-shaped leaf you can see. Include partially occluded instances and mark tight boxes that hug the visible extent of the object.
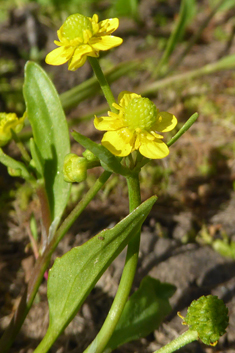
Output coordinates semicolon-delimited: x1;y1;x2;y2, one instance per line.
34;195;157;353
23;61;71;233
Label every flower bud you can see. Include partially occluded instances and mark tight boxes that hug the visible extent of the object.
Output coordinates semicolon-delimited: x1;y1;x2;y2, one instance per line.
184;295;229;345
82;149;99;162
63;154;87;183
0;112;26;146
7;167;22;177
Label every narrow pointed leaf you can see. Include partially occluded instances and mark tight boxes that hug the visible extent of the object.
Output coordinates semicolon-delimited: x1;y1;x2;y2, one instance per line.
34;196;157;353
23;61;71;230
155;0;197;76
107;276;176;350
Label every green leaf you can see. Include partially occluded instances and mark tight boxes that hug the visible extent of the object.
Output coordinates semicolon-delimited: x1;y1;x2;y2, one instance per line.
107;276;176;350
34;196;157;353
154;0;197;76
212;239;235;259
112;0;139;20
209;0;235;11
72;130;129;176
29;138;44;178
23;61;71;232
167;112;198;147
0;148;34;182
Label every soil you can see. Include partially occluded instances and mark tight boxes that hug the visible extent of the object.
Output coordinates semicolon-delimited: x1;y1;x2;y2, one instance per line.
1;1;235;353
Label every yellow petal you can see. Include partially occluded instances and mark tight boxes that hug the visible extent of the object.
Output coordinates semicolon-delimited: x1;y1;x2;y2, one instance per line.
94;115;124;131
54;40;63;46
68;45;94;70
45;46;74;65
150;131;164;139
101;128;134;157
118;91;141;107
91;14;99;23
68;55;87;71
139;135;169;159
91;15;99;34
90;35;123;51
153;112;177;132
57;28;64;42
98;18;120;34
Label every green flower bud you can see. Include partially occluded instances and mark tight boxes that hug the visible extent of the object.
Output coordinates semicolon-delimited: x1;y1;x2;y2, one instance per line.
82;149;99;162
7;167;22;177
184;295;229;345
63;153;87;183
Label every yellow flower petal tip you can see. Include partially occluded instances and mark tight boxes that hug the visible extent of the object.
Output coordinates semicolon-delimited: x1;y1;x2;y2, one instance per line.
45;13;123;71
94;91;177;159
0;112;26;147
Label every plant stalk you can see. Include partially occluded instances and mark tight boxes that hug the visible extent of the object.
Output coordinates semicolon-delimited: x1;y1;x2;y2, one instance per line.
88;57;117;113
154;330;198;353
138;54;235;96
84;173;142;353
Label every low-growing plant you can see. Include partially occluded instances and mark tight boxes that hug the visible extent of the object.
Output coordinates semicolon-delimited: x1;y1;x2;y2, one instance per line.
0;2;233;353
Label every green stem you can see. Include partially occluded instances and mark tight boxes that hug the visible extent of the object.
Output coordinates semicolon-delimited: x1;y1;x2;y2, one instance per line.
84;173;141;353
167;112;198;147
88;57;117;113
60;60;140;112
154;330;198;353
138;54;235;96
53;170;111;247
11;129;31;163
0;171;111;353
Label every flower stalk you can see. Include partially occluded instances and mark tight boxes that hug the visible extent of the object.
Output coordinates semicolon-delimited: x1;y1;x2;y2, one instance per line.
84;173;142;353
88;57;117;113
153;330;198;353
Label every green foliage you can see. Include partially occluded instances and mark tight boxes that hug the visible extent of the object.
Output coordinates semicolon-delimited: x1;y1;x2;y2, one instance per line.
107;276;176;350
1;1;230;351
23;62;71;232
212;239;235;259
0;148;33;182
60;61;140;112
72;130;129;176
109;0;139;20
154;0;197;76
209;0;235;11
34;196;157;353
198;225;235;260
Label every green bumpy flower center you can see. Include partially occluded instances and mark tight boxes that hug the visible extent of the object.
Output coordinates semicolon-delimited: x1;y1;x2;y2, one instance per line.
61;14;92;40
185;295;229;345
124;97;157;131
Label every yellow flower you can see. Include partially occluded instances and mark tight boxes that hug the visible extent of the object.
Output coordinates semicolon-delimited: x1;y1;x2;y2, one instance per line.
94;91;177;159
45;13;123;71
0;112;26;147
